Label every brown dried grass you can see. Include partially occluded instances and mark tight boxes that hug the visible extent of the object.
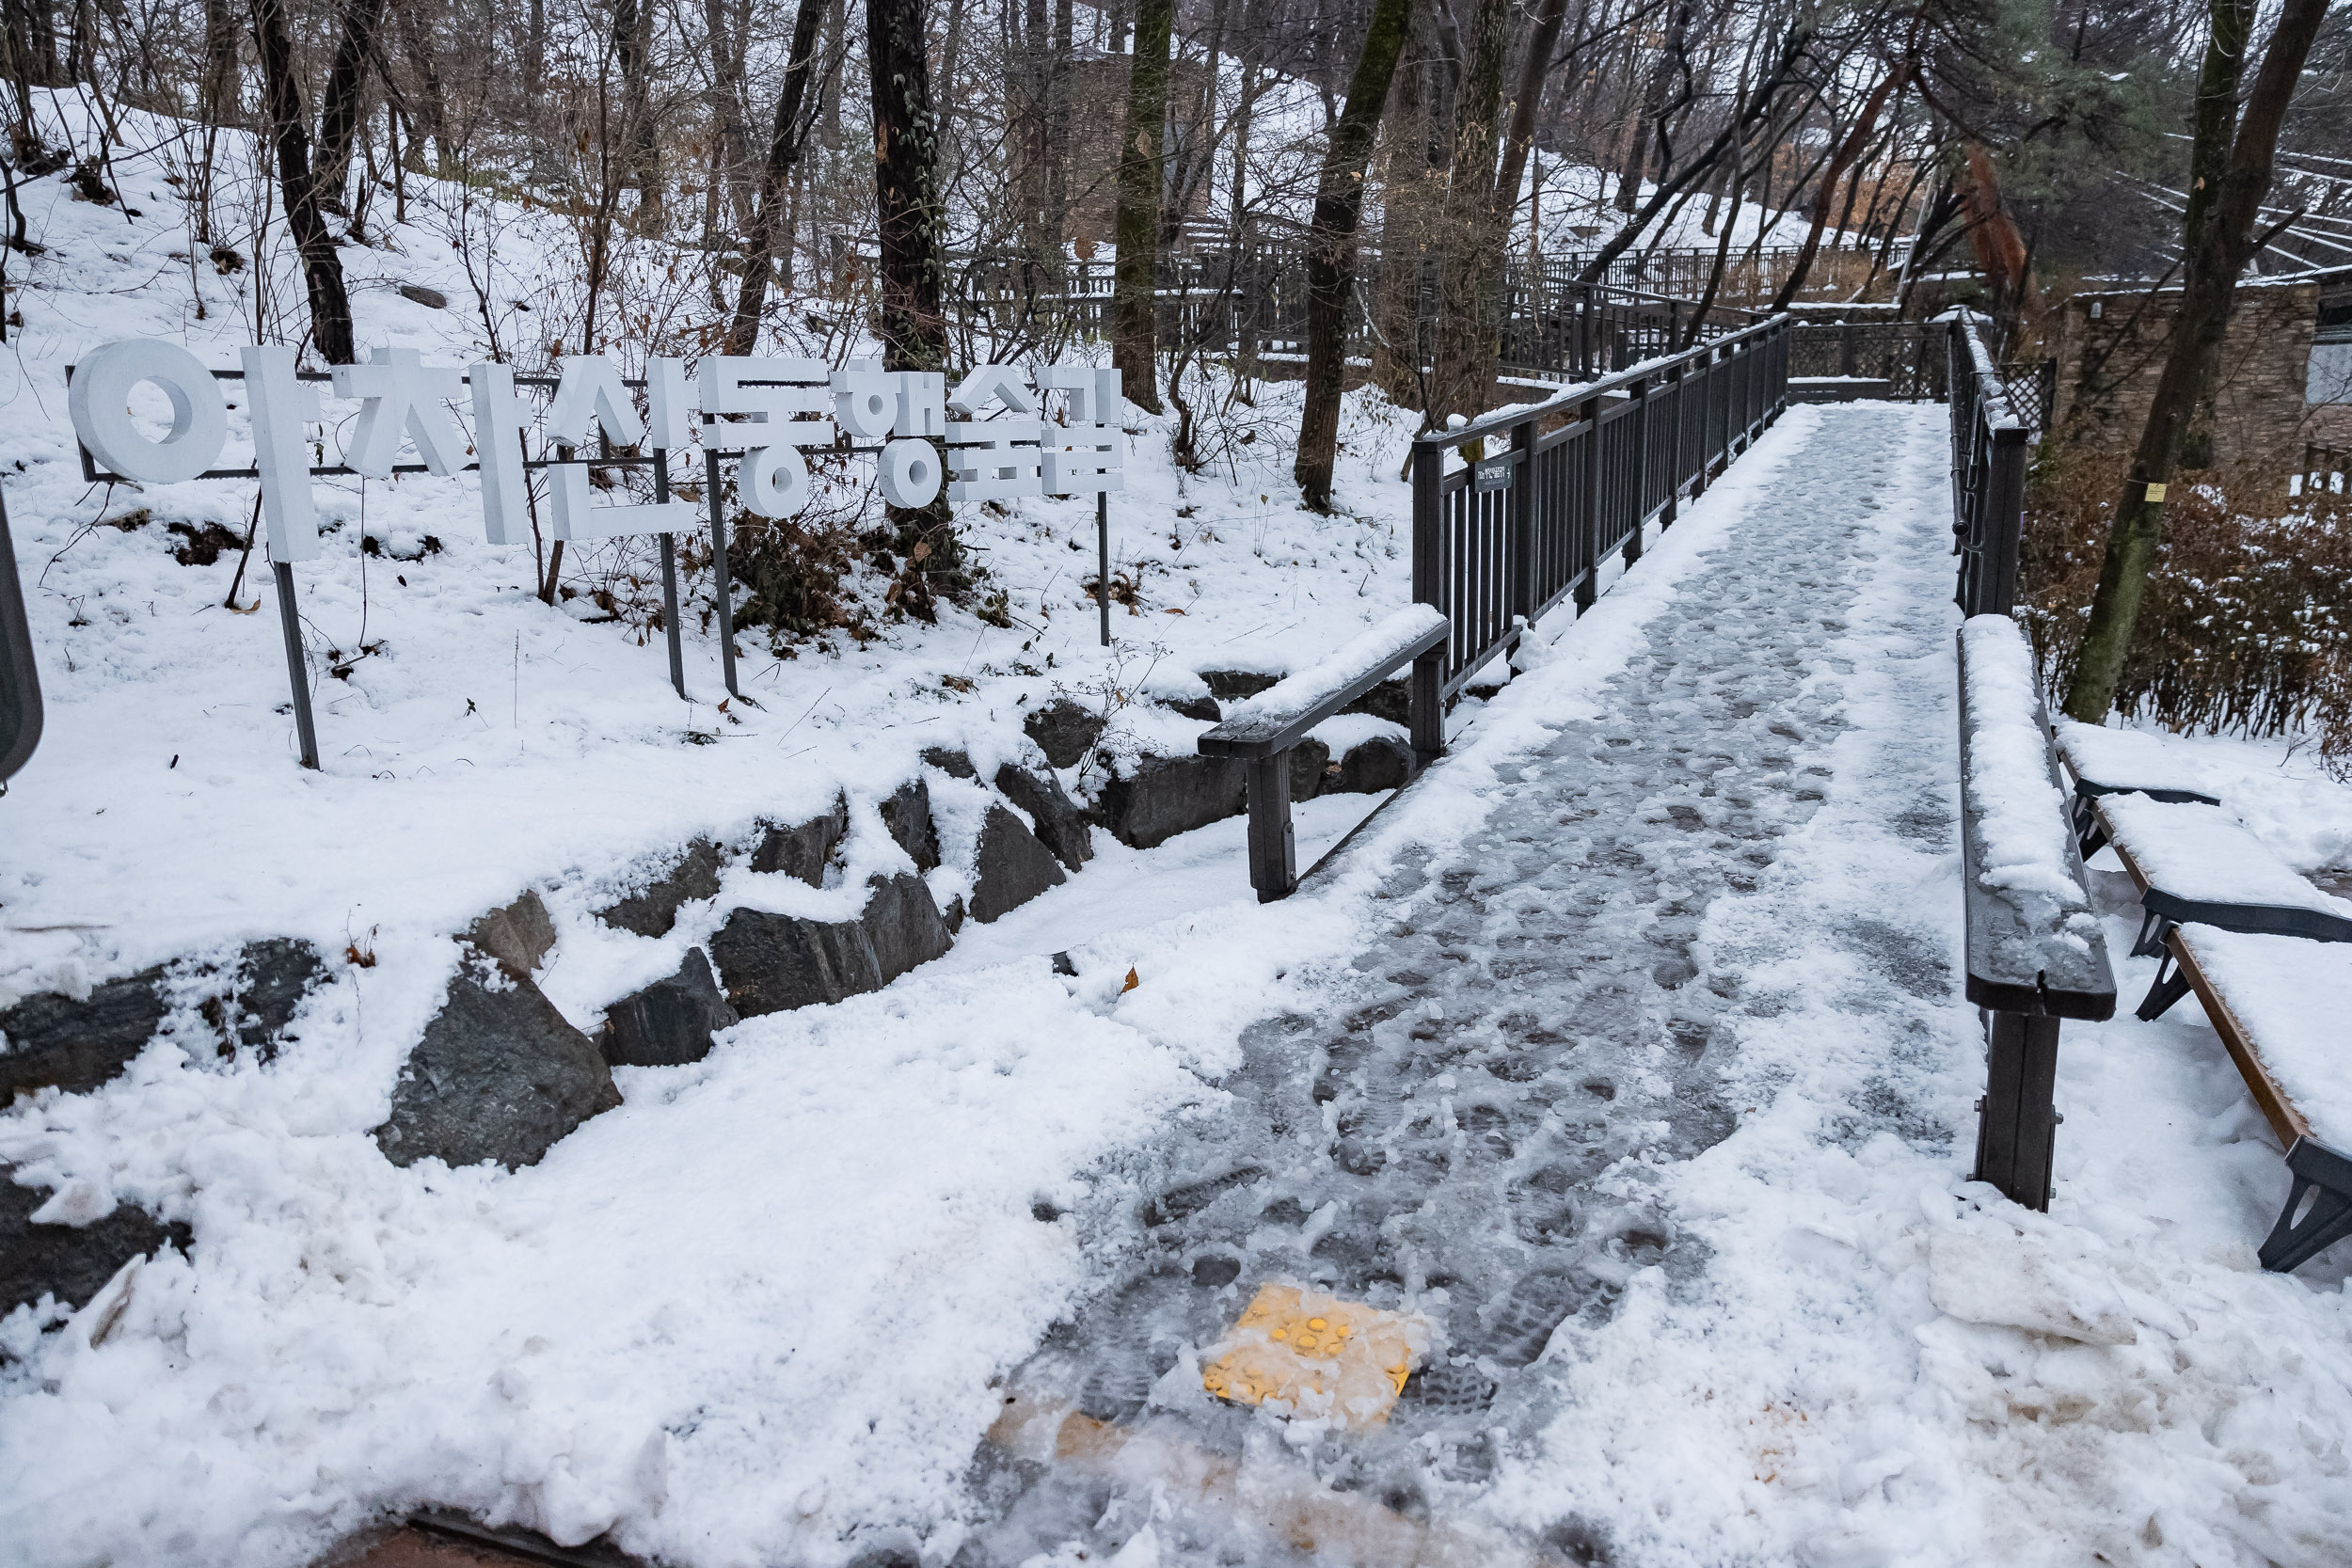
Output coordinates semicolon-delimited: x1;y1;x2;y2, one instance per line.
2020;451;2352;781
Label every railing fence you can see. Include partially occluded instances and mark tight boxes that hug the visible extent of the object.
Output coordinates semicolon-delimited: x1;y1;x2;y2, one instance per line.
1405;316;1793;760
1949;315;2031;618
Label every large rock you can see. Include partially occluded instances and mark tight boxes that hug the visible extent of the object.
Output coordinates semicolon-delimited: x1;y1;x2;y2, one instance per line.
1;1164;193;1316
971;804;1066;924
1333;734;1413;794
598;839;723;938
994;763;1094;870
2;939;325;1101
862;872;954;983
1200;670;1279;701
710;908;881;1018
752;795;849;885
1023;697;1106;769
1343;678;1411;727
598;949;739;1068
1089;753;1248;849
373;963;622;1170
465;891;555;974
1287;737;1332;802
1164;693;1220;721
880;778;941;872
921;746;977;780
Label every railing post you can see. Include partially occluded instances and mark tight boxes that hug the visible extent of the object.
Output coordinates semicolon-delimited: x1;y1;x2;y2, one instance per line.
1507;409;1535;625
1577;391;1604;613
1974;1011;2061;1211
1625;373;1650;569
1979;425;2029;616
1410;440;1445;768
1663;356;1686;528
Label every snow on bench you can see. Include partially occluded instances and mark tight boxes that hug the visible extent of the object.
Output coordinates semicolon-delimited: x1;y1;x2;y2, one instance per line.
2077;794;2352;1019
2160;927;2352;1270
2052;720;2222;858
1198;605;1450;903
1955;616;2117;1211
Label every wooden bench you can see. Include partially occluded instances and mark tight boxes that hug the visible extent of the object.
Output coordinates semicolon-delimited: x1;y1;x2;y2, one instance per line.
1956;618;2118;1211
2162;926;2352;1271
2071;792;2352;1021
2051;721;2223;862
1197;606;1449;902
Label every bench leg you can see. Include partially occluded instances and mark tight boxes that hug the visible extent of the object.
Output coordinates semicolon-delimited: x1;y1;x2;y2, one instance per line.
2259;1137;2352;1272
2135;947;2195;1021
2072;795;2109;862
1244;752;1296;903
1974;1010;2061;1212
2129;908;2172;959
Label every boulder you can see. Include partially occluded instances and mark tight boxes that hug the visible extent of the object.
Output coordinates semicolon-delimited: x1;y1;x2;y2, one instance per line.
1342;678;1411;727
598;839;723;938
994;763;1095;870
1023;697;1106;769
920;746;977;780
1287;737;1332;803
373;962;622;1170
862;872;954;983
1334;734;1413;794
709;908;882;1017
1089;753;1248;849
1;939;326;1101
879;778;941;872
1;1164;192;1316
0;967;167;1103
598;949;739;1068
1164;693;1220;722
196;939;326;1059
752;795;849;885
971;803;1066;923
465;891;556;974
943;895;966;934
1200;670;1279;701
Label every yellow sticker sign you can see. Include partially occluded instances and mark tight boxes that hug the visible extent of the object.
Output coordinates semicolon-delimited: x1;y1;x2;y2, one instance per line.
2145;482;2169;502
1200;1284;1430;1429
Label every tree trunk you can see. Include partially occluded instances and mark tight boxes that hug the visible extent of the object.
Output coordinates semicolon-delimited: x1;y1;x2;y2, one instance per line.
2177;0;2254;468
613;0;660;224
2062;0;2328;723
1490;0;1572;261
314;0;389;214
820;0;847;147
866;0;959;609
1770;61;1907;309
703;0;756;230
725;0;827;356
1422;0;1513;430
252;0;356;364
1110;0;1173;412
1046;0;1071;241
1293;0;1416;510
1953;140;2027;341
396;0;447;172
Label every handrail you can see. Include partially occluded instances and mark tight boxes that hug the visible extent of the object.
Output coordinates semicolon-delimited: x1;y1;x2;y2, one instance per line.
1416;312;1791;452
1948;313;2032;617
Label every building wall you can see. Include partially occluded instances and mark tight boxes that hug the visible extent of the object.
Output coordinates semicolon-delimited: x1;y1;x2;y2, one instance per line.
2050;278;2323;467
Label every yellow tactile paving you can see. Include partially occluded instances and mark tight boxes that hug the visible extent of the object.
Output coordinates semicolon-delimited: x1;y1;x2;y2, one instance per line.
1200;1283;1430;1428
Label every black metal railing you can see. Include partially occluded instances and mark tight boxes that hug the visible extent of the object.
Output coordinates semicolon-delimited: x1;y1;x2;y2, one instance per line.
1788;320;1953;401
1404;314;1792;749
1949;314;2031;618
2296;441;2352;498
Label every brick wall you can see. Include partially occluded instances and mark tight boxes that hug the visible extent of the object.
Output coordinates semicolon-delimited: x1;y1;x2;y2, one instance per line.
2050;279;2319;467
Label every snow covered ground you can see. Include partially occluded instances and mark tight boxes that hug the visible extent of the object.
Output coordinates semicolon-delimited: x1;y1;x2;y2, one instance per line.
4;103;2350;1568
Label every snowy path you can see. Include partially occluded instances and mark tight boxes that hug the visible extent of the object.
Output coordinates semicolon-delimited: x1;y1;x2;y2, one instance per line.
953;404;2352;1567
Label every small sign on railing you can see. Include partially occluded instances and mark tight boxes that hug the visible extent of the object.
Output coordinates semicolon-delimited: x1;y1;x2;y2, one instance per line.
1472;456;1514;492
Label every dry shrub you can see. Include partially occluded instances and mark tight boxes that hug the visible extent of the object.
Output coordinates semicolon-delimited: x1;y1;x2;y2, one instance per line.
2020;451;2352;779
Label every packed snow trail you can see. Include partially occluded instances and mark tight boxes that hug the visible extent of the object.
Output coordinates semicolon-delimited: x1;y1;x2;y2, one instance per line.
954;404;2132;1567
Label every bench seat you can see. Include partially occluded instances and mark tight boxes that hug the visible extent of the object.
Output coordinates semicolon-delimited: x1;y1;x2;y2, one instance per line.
2083;793;2352;1018
2165;925;2352;1270
2052;721;2222;859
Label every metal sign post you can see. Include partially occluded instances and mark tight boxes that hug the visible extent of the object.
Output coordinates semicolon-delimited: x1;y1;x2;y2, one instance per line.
1098;492;1111;647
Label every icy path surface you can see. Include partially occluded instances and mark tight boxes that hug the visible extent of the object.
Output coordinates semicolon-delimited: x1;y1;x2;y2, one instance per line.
958;404;2352;1568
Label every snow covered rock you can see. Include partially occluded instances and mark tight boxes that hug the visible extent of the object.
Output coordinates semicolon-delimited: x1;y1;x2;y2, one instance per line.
1928;1227;2138;1346
1089;753;1248;848
0;939;324;1101
596;838;724;939
1023;697;1106;769
597;948;739;1068
0;1166;189;1315
922;746;978;779
463;890;556;974
971;804;1067;923
373;960;623;1170
751;795;850;886
708;873;952;1016
1287;736;1331;801
879;778;942;872
993;763;1094;870
1333;734;1412;794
